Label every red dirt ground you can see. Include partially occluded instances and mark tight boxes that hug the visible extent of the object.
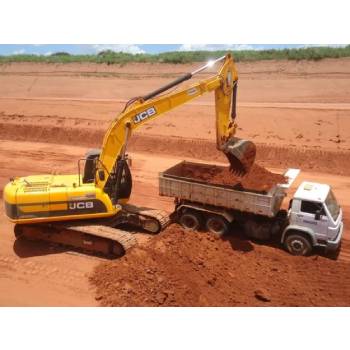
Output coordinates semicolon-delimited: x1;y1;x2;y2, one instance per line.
90;224;350;307
0;58;349;306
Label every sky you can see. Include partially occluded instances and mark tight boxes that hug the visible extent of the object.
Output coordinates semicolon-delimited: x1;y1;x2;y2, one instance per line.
0;44;342;56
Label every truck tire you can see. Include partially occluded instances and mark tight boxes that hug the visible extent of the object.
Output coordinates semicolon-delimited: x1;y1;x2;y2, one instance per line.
284;233;312;256
205;215;229;236
179;211;201;231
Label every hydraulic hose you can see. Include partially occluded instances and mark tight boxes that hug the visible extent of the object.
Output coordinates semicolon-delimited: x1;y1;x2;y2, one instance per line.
142;55;227;101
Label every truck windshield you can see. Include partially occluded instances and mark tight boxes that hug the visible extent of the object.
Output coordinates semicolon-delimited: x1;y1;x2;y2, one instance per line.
325;190;340;221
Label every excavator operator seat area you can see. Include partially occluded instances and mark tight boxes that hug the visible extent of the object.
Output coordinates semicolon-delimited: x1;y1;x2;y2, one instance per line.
82;148;133;202
83;149;101;184
115;161;132;201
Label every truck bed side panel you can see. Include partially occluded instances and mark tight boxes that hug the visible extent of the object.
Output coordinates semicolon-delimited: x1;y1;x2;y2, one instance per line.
159;175;283;217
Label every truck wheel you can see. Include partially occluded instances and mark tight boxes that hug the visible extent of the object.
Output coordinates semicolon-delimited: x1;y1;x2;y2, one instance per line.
284;233;312;256
179;211;201;231
206;216;229;236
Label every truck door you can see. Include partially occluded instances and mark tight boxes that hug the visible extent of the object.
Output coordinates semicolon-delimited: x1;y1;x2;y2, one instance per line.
299;201;328;237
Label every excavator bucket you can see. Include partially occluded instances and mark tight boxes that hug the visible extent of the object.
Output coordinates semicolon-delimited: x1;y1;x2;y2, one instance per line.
222;137;257;175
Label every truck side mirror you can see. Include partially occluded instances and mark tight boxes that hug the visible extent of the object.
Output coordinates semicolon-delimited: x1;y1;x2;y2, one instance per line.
315;210;321;220
98;170;105;181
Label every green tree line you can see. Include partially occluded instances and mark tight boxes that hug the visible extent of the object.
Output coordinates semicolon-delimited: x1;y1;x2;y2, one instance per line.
1;46;349;64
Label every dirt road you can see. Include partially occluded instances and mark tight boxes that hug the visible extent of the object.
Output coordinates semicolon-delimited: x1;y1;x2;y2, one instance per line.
0;58;349;306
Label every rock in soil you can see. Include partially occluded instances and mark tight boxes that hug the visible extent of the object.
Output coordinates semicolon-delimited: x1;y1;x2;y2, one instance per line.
254;289;271;302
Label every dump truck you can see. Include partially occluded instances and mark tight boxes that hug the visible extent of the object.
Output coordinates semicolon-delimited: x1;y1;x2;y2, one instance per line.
159;161;343;256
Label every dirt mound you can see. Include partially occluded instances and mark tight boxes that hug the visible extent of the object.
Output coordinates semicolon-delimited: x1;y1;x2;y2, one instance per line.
90;225;350;306
169;162;286;193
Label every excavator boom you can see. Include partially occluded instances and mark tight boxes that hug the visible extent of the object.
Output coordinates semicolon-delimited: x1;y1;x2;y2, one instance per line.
96;54;255;199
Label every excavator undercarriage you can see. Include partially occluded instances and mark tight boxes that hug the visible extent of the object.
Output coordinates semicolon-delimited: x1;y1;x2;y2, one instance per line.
14;207;170;258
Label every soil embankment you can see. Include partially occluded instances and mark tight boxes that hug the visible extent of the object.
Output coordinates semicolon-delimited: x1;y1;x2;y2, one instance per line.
91;225;350;306
1;116;350;176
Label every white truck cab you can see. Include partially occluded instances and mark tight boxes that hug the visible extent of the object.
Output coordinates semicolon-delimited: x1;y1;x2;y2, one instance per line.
282;181;343;255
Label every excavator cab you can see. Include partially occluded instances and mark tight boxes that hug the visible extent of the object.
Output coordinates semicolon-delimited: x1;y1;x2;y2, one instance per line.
82;149;132;203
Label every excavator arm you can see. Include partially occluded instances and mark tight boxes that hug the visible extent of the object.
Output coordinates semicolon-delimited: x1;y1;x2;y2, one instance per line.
96;54;256;201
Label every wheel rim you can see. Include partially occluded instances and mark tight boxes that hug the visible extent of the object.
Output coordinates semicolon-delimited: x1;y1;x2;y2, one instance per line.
182;216;197;229
207;218;226;235
209;220;223;233
290;239;304;253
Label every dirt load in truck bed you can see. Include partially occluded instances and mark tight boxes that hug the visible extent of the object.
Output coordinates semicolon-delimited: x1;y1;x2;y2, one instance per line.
90;224;350;307
167;162;287;193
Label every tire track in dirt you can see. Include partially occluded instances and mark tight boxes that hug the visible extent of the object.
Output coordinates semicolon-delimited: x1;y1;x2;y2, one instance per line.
0;248;98;306
0;254;86;282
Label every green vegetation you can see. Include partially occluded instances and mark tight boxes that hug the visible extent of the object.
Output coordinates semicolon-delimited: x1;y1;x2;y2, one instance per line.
50;52;71;56
1;46;349;64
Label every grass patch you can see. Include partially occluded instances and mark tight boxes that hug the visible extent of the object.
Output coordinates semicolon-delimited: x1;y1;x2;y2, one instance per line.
1;46;349;65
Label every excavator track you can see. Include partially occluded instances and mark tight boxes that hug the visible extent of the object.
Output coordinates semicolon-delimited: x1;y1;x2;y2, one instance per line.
14;223;138;258
122;204;170;233
13;206;170;258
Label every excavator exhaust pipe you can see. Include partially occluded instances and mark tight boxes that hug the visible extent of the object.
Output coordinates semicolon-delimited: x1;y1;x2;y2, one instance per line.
223;137;257;175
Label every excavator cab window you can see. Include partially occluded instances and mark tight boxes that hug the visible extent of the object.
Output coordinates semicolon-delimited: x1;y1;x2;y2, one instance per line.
83;149;101;183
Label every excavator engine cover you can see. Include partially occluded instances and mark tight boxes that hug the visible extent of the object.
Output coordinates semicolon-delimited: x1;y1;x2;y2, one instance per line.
223;137;256;175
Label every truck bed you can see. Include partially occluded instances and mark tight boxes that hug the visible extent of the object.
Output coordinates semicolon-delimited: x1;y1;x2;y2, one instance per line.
159;161;299;218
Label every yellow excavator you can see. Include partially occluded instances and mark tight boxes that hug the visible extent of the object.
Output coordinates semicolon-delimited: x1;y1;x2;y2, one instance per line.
3;54;256;257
